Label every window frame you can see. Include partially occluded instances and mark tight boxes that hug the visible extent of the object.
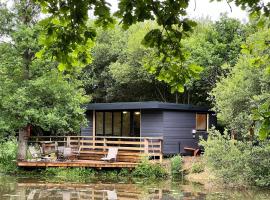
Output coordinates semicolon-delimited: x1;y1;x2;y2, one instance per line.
196;113;208;131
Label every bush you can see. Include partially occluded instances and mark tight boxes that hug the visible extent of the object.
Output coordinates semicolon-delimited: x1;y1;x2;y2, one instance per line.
132;158;168;178
98;170;119;180
200;129;270;187
0;138;18;173
245;143;270;187
191;162;205;174
44;167;95;182
170;155;183;176
118;168;130;177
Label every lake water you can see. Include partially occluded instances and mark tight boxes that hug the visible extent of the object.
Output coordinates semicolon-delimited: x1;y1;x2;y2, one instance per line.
0;175;269;200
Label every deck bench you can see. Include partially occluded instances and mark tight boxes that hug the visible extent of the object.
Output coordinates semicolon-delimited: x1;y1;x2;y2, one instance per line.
184;147;200;156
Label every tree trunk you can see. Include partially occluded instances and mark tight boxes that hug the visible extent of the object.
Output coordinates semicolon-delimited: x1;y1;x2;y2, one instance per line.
187;90;190;104
17;125;31;161
249;126;254;141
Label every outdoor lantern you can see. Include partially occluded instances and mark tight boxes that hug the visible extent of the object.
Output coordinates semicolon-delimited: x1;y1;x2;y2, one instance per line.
192;129;196;138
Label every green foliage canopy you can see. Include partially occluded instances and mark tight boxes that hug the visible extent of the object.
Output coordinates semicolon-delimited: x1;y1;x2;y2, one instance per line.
82;16;249;105
210;27;270;139
82;22;178;102
179;16;247;105
34;0;270;92
0;2;88;136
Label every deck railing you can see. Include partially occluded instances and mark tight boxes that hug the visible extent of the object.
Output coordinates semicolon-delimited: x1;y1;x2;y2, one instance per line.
28;136;163;162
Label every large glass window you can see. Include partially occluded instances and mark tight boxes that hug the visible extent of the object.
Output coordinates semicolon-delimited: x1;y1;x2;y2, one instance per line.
133;111;141;137
113;112;121;136
122;111;130;136
105;112;112;135
95;111;140;136
96;112;103;135
196;113;207;131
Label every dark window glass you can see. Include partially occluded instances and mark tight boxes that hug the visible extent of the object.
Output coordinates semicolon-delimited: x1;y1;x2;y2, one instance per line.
96;112;103;135
105;112;112;135
133;112;140;137
122;112;130;136
95;111;141;137
196;114;207;131
113;112;121;136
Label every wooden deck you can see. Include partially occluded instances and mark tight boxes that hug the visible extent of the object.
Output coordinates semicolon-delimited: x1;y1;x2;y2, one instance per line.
17;160;138;168
18;136;163;169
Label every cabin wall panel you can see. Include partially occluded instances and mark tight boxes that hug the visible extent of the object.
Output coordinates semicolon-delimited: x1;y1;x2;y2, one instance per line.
163;111;197;154
81;111;93;136
208;113;217;128
141;110;163;137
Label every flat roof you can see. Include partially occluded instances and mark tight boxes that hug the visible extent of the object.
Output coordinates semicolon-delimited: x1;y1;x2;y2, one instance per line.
86;101;213;112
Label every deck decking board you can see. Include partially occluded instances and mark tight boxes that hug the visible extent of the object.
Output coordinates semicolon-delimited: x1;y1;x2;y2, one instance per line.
17;160;138;168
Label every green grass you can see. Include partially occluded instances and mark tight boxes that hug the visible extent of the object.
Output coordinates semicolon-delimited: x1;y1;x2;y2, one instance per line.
170;155;183;177
0;138;18;173
191;162;205;174
132;158;168;178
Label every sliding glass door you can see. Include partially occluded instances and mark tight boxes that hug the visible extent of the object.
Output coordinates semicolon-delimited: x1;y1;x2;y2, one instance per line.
95;111;140;137
113;112;121;136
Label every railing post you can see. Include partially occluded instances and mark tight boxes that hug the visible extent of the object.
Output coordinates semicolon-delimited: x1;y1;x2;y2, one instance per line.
144;138;149;155
160;139;163;163
103;138;107;152
78;137;80;149
67;136;70;147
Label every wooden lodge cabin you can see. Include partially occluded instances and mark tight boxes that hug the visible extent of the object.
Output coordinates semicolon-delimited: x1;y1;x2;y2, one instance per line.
82;101;216;155
18;101;216;168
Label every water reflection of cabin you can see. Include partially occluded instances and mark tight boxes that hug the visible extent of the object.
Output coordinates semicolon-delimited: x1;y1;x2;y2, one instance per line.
82;101;216;154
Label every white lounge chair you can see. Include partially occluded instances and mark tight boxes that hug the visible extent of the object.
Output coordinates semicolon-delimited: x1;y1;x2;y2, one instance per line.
101;147;118;162
63;147;73;160
28;146;44;161
27;189;37;200
106;190;117;200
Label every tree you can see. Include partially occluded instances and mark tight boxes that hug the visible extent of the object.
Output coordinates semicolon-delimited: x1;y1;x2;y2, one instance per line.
82;17;249;104
34;0;202;93
34;0;270;89
210;26;270;139
180;15;248;106
0;1;88;159
33;0;270;139
82;22;177;102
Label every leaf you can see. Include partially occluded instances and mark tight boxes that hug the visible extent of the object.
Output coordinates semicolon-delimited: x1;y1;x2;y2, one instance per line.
58;63;66;71
142;29;162;48
258;120;270;140
84;29;97;40
189;64;203;73
35;49;44;59
241;48;250;55
51;18;61;26
177;85;185;93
